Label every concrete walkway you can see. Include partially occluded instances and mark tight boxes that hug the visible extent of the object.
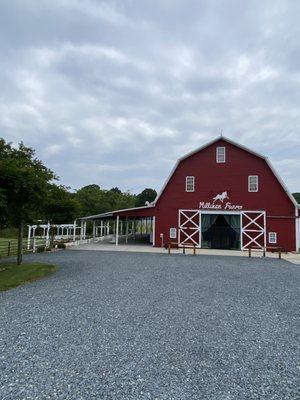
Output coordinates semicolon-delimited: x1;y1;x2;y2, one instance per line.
68;241;300;264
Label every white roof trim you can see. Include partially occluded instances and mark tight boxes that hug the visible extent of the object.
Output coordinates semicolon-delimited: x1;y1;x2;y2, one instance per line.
153;135;298;208
80;204;155;220
264;158;298;208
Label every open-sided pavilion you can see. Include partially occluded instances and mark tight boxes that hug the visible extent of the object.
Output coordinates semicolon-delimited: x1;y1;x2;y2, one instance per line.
79;205;156;246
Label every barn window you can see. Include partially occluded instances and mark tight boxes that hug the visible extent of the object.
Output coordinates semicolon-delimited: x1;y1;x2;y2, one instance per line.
269;232;277;244
248;175;259;192
170;227;177;239
216;147;226;163
186;176;195;192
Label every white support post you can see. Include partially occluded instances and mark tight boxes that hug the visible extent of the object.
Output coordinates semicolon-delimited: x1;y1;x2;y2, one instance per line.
152;216;155;246
107;222;109;235
263;211;267;251
32;226;37;246
27;225;32;250
80;220;83;241
73;220;76;242
100;221;103;236
46;222;50;247
116;216;119;246
83;221;87;240
240;214;243;250
125;218;129;244
133;219;136;240
93;221;96;240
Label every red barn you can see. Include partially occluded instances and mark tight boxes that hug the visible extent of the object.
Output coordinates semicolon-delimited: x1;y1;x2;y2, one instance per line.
81;137;299;252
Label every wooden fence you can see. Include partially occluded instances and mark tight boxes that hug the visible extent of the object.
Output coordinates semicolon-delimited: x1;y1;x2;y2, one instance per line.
0;238;48;258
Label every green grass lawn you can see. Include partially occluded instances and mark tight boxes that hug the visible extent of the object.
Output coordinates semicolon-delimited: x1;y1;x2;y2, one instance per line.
0;263;57;291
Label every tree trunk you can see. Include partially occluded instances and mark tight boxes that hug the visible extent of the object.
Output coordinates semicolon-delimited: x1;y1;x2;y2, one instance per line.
17;220;24;265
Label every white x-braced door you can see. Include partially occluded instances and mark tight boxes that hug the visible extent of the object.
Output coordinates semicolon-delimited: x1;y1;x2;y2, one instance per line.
178;210;201;247
241;211;266;250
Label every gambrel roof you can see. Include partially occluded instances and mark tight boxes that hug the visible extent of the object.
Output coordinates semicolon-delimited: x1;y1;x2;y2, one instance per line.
153;136;298;208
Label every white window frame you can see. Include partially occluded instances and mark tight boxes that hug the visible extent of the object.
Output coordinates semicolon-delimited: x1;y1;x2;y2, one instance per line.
248;175;259;192
216;146;226;163
169;227;177;239
268;232;277;244
185;176;195;192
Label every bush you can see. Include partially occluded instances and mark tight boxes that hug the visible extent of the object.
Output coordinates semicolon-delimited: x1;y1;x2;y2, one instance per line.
57;242;66;249
36;246;45;253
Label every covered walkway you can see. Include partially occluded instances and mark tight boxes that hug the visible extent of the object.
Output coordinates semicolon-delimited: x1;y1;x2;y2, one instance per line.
79;205;156;246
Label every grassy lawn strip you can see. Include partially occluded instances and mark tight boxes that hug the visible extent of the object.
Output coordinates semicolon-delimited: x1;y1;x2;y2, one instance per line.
0;263;57;291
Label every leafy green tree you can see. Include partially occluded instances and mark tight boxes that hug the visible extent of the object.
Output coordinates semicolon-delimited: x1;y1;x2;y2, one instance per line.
0;138;56;264
293;193;300;204
43;185;80;224
136;188;157;207
75;185;109;216
75;185;137;216
114;190;136;210
110;187;122;195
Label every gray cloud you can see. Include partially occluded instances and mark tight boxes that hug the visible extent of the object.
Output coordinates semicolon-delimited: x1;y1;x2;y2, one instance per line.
0;0;299;193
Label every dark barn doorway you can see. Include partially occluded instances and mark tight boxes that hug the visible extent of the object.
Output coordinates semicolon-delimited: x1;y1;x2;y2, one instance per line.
201;214;240;250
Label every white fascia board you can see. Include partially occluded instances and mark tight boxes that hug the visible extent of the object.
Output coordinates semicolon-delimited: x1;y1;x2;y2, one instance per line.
153;160;180;204
80;212;113;220
264;158;298;208
80;204;155;220
153;135;298;208
178;135;266;163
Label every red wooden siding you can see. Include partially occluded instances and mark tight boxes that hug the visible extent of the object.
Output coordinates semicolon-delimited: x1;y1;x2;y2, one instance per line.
154;139;297;251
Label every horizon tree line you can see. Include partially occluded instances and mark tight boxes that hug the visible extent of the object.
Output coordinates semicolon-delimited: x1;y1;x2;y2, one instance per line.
0;138;157;263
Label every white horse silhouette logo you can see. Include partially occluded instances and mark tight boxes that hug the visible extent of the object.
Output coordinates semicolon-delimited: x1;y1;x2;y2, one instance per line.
213;191;229;203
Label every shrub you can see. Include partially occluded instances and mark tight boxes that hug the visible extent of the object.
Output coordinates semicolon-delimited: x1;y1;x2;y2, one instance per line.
36;246;45;253
57;242;66;249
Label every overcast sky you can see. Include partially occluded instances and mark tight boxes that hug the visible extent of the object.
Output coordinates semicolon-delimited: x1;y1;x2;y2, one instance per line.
0;0;299;194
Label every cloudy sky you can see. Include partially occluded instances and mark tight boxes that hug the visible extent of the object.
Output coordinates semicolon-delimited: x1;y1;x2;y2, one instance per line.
0;0;299;193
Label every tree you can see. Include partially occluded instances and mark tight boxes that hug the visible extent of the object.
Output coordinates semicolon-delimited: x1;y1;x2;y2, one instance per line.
113;190;136;210
43;185;80;224
75;185;109;216
0;138;56;264
136;188;157;207
110;187;122;194
293;193;300;204
75;185;137;216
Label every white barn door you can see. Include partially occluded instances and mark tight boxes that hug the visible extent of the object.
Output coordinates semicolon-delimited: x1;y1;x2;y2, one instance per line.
178;210;201;247
241;211;266;250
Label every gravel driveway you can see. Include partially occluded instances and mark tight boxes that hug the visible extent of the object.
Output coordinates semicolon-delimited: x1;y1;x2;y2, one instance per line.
1;250;299;400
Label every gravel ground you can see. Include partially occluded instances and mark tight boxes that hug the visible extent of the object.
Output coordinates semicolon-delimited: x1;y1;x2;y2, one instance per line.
0;250;299;400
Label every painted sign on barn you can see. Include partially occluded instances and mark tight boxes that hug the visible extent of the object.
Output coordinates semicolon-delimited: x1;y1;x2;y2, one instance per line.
199;192;243;210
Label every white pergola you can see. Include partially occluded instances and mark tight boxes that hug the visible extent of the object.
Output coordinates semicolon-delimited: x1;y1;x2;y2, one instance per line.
27;221;80;248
